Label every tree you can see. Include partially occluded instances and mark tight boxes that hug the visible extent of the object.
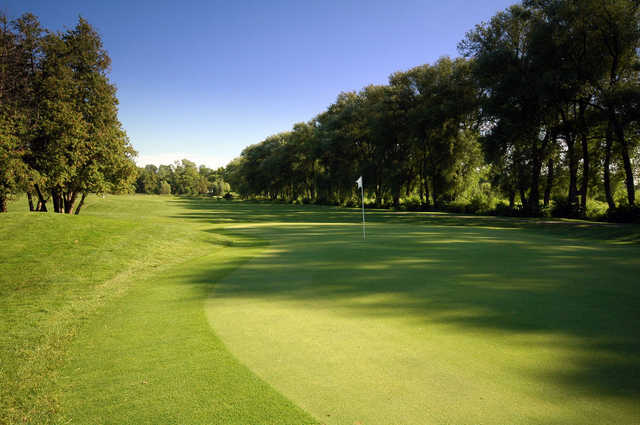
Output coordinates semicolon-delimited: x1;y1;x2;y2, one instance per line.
392;57;481;208
0;116;27;212
173;159;200;194
0;13;41;212
27;17;136;214
461;5;552;215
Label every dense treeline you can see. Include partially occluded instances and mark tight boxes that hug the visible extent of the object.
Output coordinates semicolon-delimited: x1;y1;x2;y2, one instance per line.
134;159;230;196
0;13;136;214
226;0;640;220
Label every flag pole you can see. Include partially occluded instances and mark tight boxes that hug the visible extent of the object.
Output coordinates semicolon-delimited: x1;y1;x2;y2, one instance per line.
361;182;366;240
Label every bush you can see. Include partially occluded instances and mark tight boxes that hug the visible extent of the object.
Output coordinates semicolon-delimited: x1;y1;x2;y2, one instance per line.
493;202;525;217
585;200;608;220
443;201;467;214
606;205;640;223
223;192;234;200
550;196;576;218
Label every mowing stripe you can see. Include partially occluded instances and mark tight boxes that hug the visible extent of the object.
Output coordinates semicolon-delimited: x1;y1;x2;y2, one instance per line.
58;232;318;424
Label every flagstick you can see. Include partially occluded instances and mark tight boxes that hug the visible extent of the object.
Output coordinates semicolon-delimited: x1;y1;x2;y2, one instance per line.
361;184;366;240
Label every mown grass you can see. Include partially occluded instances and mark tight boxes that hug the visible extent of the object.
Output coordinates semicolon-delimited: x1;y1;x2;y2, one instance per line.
177;199;640;425
0;195;316;424
2;195;640;424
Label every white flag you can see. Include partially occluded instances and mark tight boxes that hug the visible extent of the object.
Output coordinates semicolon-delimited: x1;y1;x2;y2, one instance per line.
356;176;363;189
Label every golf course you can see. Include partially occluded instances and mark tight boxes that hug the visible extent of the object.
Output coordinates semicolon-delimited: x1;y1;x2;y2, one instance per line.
1;194;639;424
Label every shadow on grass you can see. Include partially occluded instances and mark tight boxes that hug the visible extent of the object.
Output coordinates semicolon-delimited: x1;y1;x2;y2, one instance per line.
176;198;640;402
172;197;640;243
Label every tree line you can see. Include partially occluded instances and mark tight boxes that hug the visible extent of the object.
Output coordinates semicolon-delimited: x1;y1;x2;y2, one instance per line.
135;159;230;196
226;0;640;220
0;13;136;214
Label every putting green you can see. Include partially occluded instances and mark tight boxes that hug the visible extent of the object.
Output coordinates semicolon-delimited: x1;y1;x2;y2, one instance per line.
205;215;640;424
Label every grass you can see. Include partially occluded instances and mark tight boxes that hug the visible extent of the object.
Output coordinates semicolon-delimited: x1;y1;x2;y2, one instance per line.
2;195;640;424
0;195;315;424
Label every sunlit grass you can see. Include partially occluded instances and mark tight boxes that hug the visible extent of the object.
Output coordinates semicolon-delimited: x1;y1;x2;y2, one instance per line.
2;194;640;424
0;195;316;424
196;200;640;425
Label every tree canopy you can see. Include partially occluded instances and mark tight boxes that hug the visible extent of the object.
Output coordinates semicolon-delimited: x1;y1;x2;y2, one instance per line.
0;13;136;214
225;0;640;221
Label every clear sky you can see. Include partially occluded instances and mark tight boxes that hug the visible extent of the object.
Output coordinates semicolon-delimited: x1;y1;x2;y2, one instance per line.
4;0;515;169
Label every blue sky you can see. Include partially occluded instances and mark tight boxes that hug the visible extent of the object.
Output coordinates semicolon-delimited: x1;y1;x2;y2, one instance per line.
4;0;515;168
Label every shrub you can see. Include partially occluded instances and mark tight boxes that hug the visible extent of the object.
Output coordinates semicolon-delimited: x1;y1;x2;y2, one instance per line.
550;196;576;218
493;202;525;217
606;205;640;223
585;200;608;220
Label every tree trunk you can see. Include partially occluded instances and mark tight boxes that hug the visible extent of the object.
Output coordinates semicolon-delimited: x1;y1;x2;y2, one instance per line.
420;152;428;207
63;191;78;214
578;102;589;217
27;192;35;212
375;185;382;208
393;190;400;209
431;171;439;208
74;193;87;215
604;122;616;210
544;157;554;208
34;184;48;212
517;161;528;212
566;136;578;216
519;183;528;211
529;154;542;216
613;117;636;206
0;194;6;213
52;188;62;213
508;190;515;209
424;177;430;209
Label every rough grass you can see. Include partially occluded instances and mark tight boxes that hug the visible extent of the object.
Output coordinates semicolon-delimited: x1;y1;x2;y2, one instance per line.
2;195;640;424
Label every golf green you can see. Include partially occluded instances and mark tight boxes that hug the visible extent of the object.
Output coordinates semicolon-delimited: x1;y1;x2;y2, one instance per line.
198;202;640;424
3;195;639;424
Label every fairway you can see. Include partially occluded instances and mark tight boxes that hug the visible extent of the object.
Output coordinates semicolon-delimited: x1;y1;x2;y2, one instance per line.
2;195;640;424
4;1;640;423
198;202;640;424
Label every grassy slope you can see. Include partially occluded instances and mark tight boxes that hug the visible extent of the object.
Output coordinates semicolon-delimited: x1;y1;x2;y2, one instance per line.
0;195;316;424
185;201;640;425
3;196;640;424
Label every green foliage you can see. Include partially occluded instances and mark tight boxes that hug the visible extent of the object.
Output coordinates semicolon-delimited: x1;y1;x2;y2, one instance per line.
0;13;136;214
158;180;172;195
134;160;231;196
0;115;27;211
217;0;640;222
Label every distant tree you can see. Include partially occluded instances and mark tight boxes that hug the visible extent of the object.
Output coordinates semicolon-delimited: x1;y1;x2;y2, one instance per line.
197;176;209;194
135;164;160;194
314;92;363;204
158;180;171;194
172;159;200;194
